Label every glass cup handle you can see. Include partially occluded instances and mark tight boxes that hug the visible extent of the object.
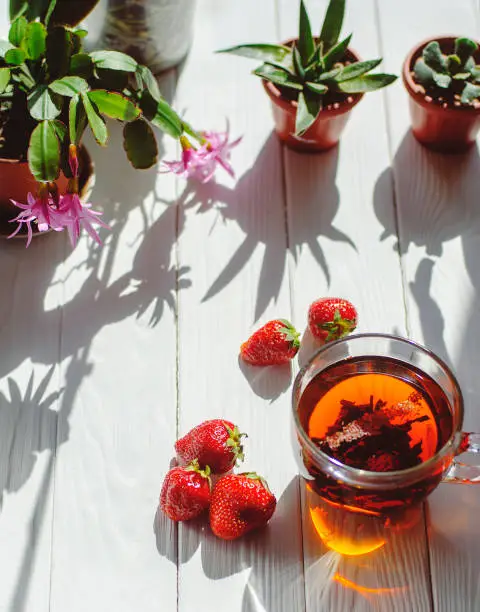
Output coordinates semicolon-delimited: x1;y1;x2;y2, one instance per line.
442;433;480;484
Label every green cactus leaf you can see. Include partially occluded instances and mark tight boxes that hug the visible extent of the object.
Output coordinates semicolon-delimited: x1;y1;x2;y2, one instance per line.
68;94;87;144
27;84;62;120
8;16;27;47
90;50;138;72
322;33;352;70
49;76;89;96
253;64;303;90
88;90;140;121
461;81;480;104
81;91;108;145
216;43;291;63
423;41;447;73
320;0;345;52
137;65;161;101
123;118;158;169
0;68;11;93
337;73;397;93
51;118;67;142
25;22;47;60
150;98;183;138
335;59;382;82
4;47;26;65
28;119;60;181
455;37;478;67
47;26;73;79
296;90;322;135
0;41;14;58
298;0;315;64
70;53;93;79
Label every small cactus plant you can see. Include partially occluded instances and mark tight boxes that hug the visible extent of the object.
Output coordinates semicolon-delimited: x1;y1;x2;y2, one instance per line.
218;0;397;135
413;37;480;106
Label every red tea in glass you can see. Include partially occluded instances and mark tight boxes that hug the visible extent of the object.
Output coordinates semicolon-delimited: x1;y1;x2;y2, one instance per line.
292;334;479;516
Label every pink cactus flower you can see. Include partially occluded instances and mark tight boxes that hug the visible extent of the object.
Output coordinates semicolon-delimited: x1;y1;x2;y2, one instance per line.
8;190;65;247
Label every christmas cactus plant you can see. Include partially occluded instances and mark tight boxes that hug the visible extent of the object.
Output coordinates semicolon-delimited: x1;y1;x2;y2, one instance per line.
1;0;238;246
218;0;397;135
413;37;480;105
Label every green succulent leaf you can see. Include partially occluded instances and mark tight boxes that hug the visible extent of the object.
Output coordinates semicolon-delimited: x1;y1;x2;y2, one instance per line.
423;41;447;73
455;37;478;67
88;89;140;121
432;72;451;89
322;33;352;70
47;26;73;79
0;40;14;58
452;72;471;80
447;54;462;74
253;64;303;90
298;0;315;64
90;50;138;72
216;43;291;63
263;60;295;75
123;118;158;169
319;0;345;52
318;66;342;81
51;118;67;142
137;64;161;101
150;98;183;138
49;76;89;96
296;90;322;135
337;73;397;93
292;45;305;80
5;47;26;65
305;81;328;95
68;94;87;144
461;81;480;105
470;64;480;82
24;21;46;60
413;58;435;86
70;53;93;79
9;16;27;47
335;59;382;82
81;91;108;145
28;119;60;181
27;85;62;120
0;68;11;93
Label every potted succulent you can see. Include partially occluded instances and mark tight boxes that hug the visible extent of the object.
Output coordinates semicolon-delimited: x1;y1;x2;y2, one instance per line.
218;0;397;152
403;36;480;153
0;0;236;246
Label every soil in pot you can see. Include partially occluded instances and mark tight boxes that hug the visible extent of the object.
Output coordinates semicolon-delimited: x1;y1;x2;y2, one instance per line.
263;45;363;153
403;36;480;153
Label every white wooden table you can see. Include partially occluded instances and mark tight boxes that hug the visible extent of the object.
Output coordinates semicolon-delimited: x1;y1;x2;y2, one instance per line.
1;1;480;610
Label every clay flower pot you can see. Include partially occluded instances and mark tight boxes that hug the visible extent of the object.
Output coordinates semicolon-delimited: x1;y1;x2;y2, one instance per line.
262;44;364;153
403;36;480;153
0;147;94;239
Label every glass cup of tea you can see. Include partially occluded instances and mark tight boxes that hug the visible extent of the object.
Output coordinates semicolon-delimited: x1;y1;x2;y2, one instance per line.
292;333;480;518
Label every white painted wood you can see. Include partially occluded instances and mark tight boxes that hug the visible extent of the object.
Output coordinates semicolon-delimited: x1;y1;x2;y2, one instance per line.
278;1;431;610
48;82;179;609
376;1;480;611
174;2;304;611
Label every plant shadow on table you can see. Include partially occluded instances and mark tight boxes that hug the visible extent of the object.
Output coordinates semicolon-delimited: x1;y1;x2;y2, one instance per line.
172;133;354;324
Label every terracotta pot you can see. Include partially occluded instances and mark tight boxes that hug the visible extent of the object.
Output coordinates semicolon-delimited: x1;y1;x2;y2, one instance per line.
403;36;480;153
262;43;364;152
0;147;94;239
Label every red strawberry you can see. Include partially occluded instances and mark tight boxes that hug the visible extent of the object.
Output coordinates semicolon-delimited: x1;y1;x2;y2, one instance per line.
240;319;300;366
209;473;277;540
175;419;246;474
308;297;357;342
160;460;211;521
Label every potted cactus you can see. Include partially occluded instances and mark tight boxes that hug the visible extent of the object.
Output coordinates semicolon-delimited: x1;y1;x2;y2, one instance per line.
218;0;397;152
0;0;232;245
403;36;480;153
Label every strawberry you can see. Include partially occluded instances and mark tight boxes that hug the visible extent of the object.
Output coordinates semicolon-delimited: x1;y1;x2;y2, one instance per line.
308;297;357;342
209;473;277;540
175;419;246;474
160;460;211;521
240;319;300;366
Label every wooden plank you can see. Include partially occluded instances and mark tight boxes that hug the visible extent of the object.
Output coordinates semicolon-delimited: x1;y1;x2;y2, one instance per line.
174;2;305;611
278;1;431;610
49;76;179;609
376;1;480;611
